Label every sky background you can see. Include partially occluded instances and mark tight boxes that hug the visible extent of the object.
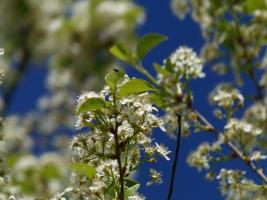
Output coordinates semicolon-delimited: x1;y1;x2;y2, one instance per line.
6;0;260;199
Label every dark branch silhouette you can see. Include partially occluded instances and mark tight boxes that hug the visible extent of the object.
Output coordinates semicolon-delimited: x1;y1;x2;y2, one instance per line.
167;113;182;200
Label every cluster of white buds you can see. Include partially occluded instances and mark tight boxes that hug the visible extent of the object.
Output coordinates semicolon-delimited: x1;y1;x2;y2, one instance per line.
0;153;67;200
223;119;262;152
216;169;266;199
224;118;262;141
171;0;189;19
168;46;204;79
187;141;222;172
210;84;244;110
58;71;169;199
155;46;204;136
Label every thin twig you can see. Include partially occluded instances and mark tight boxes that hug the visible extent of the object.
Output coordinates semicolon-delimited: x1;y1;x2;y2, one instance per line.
194;110;267;183
112;121;125;200
167;113;182;200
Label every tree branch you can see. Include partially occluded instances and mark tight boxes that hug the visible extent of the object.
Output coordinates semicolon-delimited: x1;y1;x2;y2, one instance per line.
194;109;267;183
112;121;125;200
167;113;182;200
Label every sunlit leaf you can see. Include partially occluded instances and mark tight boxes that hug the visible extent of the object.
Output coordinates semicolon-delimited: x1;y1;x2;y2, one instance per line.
70;163;96;180
246;0;266;13
149;93;165;108
164;58;173;72
76;97;105;114
136;34;167;61
119;79;155;97
153;63;170;76
109;43;131;63
105;69;125;89
124;178;140;199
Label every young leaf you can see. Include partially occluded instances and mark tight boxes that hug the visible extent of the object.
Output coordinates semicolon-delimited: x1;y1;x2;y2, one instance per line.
164;58;173;72
70;163;96;180
246;0;266;13
149;93;165;108
124;179;140;199
125;178;139;187
118;79;155;97
105;69;125;89
109;43;131;63
76;97;105;114
106;182;116;198
153;63;170;76
136;33;167;61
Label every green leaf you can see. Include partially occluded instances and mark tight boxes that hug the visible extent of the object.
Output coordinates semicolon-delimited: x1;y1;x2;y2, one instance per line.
125;178;139;187
149;93;165;108
109;43;131;63
119;79;155;97
153;63;170;76
70;163;96;180
124;179;140;199
164;58;173;72
40;164;61;180
246;0;266;13
76;97;105;114
136;33;167;61
105;69;125;89
106;183;116;198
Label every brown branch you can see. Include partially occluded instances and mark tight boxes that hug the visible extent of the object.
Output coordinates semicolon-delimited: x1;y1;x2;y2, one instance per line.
167;113;182;200
194;109;267;183
112;121;125;200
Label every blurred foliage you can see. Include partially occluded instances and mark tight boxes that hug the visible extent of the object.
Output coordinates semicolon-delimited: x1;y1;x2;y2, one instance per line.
0;0;144;199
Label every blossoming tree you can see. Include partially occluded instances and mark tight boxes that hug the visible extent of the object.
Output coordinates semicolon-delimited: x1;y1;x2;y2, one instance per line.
1;0;267;200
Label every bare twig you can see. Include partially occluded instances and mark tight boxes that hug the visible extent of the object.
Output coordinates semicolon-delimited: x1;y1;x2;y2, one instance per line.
194;110;267;183
167;113;182;200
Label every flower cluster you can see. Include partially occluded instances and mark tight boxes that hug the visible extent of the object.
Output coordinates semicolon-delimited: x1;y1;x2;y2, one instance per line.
168;46;204;79
170;1;267;198
187;141;222;172
171;0;189;19
57;71;169;199
172;0;267;86
210;84;244;109
0;153;68;200
216;169;267;199
36;0;144;135
223;119;262;152
0;1;144;198
209;84;244;119
154;46;204;136
187;115;266;199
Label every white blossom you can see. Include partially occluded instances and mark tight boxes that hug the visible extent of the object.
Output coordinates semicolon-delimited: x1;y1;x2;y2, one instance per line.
155;142;171;160
168;46;205;79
